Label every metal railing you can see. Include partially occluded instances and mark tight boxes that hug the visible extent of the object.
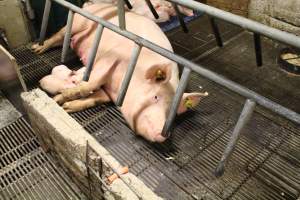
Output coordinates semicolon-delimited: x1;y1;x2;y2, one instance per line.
39;0;300;177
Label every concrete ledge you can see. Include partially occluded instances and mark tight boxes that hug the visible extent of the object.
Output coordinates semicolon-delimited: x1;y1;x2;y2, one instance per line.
21;89;162;200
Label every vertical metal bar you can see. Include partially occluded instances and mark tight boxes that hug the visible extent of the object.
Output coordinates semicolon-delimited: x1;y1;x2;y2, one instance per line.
162;67;192;137
61;10;74;63
83;24;104;81
117;0;126;30
116;44;142;106
254;33;263;67
39;0;52;45
215;99;256;177
123;0;132;9
209;17;223;47
173;3;189;33
145;0;159;19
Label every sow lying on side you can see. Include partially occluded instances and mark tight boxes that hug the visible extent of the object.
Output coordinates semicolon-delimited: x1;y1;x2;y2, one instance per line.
33;3;208;142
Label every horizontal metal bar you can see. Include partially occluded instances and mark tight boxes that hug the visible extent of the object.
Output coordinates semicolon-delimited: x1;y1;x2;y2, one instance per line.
39;0;52;45
162;67;192;137
173;3;189;33
51;0;300;125
83;24;104;81
116;44;142;106
166;0;300;49
117;0;126;30
215;99;256;177
61;10;74;63
145;0;159;19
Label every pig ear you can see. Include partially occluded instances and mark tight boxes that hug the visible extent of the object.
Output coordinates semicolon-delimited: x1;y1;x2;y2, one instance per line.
145;64;172;84
177;92;208;115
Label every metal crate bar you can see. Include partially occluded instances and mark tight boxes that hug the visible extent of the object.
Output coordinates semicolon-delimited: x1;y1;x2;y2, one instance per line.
116;44;142;106
209;17;223;47
123;0;132;9
162;67;192;137
117;0;126;30
61;10;74;63
145;0;159;19
215;99;256;177
166;0;300;49
173;2;189;33
83;24;104;81
254;33;263;66
39;0;52;45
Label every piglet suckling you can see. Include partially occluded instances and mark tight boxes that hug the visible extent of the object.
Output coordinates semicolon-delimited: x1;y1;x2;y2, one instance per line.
35;3;208;142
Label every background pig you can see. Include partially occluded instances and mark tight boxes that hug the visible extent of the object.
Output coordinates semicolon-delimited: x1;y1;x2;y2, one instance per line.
33;3;207;142
86;0;194;22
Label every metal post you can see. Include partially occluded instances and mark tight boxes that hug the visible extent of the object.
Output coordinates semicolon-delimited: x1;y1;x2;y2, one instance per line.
116;44;142;106
173;3;189;33
254;33;262;67
117;0;126;30
145;0;159;19
215;99;256;177
123;0;132;9
83;24;104;81
209;17;223;47
61;10;74;63
162;67;192;137
39;0;52;45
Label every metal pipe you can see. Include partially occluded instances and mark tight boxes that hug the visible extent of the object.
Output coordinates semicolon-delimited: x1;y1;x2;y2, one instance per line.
215;99;256;177
145;0;159;19
209;17;223;47
61;10;74;63
173;3;189;33
39;0;52;45
254;33;262;66
165;0;300;49
162;67;192;137
117;0;126;30
116;44;142;106
123;0;132;9
51;0;300;124
83;24;104;81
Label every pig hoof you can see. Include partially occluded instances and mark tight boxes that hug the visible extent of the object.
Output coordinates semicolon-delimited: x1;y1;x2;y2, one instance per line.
53;94;65;105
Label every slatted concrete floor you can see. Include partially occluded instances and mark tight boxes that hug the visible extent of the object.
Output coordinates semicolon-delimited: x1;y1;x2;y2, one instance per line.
0;118;85;200
4;16;300;200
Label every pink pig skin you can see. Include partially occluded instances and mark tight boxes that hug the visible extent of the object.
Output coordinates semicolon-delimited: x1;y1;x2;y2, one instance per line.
37;3;207;142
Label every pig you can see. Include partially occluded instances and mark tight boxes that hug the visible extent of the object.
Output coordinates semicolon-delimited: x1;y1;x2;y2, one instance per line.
86;0;194;23
33;3;207;142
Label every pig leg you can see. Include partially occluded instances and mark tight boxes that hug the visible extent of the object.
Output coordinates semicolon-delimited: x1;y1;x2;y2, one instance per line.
62;89;111;113
54;56;119;105
31;27;66;54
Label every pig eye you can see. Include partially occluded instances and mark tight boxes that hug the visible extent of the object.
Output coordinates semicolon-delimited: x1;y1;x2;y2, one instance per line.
154;96;159;102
